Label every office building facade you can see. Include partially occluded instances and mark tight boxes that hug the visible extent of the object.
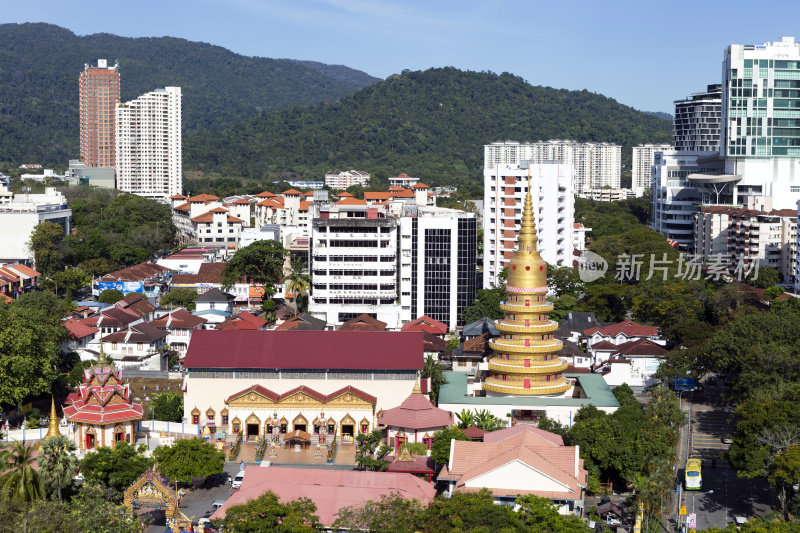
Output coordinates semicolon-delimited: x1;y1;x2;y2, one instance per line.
79;59;120;168
674;84;722;152
116;87;182;200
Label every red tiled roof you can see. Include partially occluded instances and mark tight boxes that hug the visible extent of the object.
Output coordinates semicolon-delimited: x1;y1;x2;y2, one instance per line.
573;223;584;229
338;314;387;332
102;322;168;344
282;189;302;196
216;311;267;331
7;264;41;278
93;306;140;328
390;188;415;198
589;340;618;351
336;191;354;197
173;202;190;212
364;192;392;201
335;198;367;206
116;292;155;317
171;262;227;285
412;183;429;189
187;194;219;202
463;425;487;439
386;454;436;474
378;392;453;429
612;338;668;357
230;198;251;205
255;191;276;198
63;319;99;340
299;201;311;211
183;330;424;371
63;366;143;424
191;213;244;224
402;315;448;335
100;263;171;283
209;207;228;213
169;194;187;199
584;319;658;338
483;424;564;446
211;466;435;526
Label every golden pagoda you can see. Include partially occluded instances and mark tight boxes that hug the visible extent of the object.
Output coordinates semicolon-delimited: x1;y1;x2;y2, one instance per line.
482;176;571;396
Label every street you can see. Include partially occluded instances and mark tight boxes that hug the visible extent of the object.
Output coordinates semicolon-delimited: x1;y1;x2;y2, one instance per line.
675;390;773;531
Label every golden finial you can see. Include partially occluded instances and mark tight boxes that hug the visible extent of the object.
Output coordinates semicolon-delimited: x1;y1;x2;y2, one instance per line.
412;381;422;394
518;171;538;252
97;345;108;365
45;396;60;439
506;170;547;289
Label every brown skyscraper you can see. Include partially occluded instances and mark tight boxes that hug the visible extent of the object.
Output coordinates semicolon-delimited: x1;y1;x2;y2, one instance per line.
79;59;119;167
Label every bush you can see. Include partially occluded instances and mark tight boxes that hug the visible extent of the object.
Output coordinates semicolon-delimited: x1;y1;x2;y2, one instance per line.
765;285;785;300
98;289;124;304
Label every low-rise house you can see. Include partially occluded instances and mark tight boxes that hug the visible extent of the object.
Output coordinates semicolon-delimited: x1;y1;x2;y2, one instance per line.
93;262;172;299
62;319;99;356
148;308;207;355
276;312;327;331
338;314;387;332
216;311;267;331
402;315;448;336
439;424;588;515
100;322;169;371
0;264;41;298
193;288;235;324
593;338;668;389
115;292;156;321
584;319;662;349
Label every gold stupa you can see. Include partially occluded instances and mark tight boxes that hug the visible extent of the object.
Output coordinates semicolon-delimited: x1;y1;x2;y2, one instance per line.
482;176;571;396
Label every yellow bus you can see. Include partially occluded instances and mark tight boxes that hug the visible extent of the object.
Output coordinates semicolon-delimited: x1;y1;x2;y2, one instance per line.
685;457;702;490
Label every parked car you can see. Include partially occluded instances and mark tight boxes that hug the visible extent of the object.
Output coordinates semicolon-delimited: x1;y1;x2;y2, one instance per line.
231;471;245;489
722;435;733;444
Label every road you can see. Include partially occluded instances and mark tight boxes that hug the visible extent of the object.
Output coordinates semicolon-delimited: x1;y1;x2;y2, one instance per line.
675;387;773;532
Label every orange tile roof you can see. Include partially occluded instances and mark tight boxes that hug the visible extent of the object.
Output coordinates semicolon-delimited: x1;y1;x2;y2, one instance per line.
282;189;302;195
187;193;219;202
402;315;448;335
412;182;429;189
7;264;41;278
337;191;354;197
169;194;187;199
229;198;251;205
389;186;405;191
209;207;228;213
303;191;315;197
173;202;190;212
391;188;415;198
191;213;245;224
335;198;368;206
255;191;276;198
299;201;311;211
364;192;392;201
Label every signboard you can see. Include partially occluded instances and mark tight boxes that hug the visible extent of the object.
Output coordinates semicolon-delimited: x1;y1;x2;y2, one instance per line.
248;285;266;298
680;506;686;516
687;513;697;528
98;281;143;295
675;377;696;391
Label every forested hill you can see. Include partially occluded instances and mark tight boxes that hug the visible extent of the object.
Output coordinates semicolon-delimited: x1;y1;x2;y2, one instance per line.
184;68;672;192
0;23;379;165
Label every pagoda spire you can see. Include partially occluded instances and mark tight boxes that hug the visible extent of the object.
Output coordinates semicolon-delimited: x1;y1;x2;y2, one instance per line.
44;396;60;439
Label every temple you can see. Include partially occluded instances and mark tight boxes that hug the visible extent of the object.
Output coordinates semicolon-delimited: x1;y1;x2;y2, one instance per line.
63;350;144;450
483;176;571;396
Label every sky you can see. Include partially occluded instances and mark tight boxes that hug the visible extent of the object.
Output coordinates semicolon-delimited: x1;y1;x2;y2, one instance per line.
5;0;800;112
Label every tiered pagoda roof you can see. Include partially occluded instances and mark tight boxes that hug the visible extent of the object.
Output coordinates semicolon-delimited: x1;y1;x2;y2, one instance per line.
482;176;571;396
63;356;143;425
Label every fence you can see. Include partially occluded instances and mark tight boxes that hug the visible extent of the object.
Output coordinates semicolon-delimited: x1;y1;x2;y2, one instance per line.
124;370;183;380
138;419;201;435
3;425;67;443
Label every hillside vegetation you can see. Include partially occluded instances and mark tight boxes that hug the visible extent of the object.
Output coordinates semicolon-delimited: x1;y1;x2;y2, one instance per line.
185;67;673;192
0;23;378;165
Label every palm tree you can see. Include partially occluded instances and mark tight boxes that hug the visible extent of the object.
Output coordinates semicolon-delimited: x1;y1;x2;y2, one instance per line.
421;354;448;403
38;435;79;501
474;409;505;432
284;257;311;312
0;441;45;502
456;409;475;429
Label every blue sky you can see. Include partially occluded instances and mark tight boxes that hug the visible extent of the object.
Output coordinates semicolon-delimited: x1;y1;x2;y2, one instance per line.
5;0;800;112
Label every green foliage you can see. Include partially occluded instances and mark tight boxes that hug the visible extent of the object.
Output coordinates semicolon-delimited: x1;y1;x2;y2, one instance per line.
39;269;89;300
185;68;671;189
284;258;311;311
611;383;638;408
430;427;469;466
536;416;569;437
77;258;117;278
456;409;505;431
37;435;79;501
461;286;505;324
355;429;391;472
159;288;198;311
0;293;64;407
29;222;66;275
765;285;785;300
150;392;184;422
97;289;124;304
333;492;426;533
548;266;584;298
400;442;429;456
421;354;448;403
79;442;154;496
0;22;377;165
214;491;319;532
153;437;225;484
222;240;288;292
0;441;45;502
748;265;781;289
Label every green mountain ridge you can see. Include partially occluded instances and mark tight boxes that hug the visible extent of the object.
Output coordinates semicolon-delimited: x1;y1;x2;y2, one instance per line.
0;22;379;165
185;67;674;192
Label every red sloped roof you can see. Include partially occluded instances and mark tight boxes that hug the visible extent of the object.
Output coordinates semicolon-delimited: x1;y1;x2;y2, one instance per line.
299;201;311;211
584;319;658;338
402;315;448;335
282;189;302;195
613;338;668;357
230;198;251;205
338;314;387;332
216;311;267;331
7;264;41;278
187;194;219;202
412;182;429;189
390;189;415;198
336;198;367;206
364;192;391;201
173;202;190;212
378;392;453;429
63;319;99;340
170;194;187;199
255;191;276;197
463;425;487;439
149;308;207;329
183;330;424;370
589;340;618;351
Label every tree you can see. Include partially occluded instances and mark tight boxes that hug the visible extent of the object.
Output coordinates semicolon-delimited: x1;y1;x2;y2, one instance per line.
333;493;424;533
28;221;65;275
612;383;638;408
747;265;780;289
548;266;585;298
79;442;154;495
461;286;504;324
150;392;184;422
97;289;124;304
537;416;568;437
153;437;225;484
455;409;475;429
159;288;198;311
222;240;288;294
420;489;519;532
0;441;45;502
0;296;63;413
214;491;319;533
421;354;447;403
43;268;88;300
37;435;78;502
430;427;469;466
355;429;391;472
515;494;592;532
78;258;117;278
284;258;311;312
765;285;785;300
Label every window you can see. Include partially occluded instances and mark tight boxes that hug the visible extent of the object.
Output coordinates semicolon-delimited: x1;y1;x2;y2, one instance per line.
222;414;229;426
138;343;143;351
192;414;199;424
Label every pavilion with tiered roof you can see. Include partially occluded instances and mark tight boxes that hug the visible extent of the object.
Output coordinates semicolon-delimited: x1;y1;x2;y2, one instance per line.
63;351;143;450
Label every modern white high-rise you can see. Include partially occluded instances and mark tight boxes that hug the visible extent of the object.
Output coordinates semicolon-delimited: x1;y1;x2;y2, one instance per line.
632;144;673;196
482;161;575;288
116;87;182;200
484;140;620;191
720;37;800;210
674;84;722;152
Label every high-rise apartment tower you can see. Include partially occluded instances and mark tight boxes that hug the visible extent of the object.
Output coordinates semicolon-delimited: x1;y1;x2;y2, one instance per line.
79;59;120;168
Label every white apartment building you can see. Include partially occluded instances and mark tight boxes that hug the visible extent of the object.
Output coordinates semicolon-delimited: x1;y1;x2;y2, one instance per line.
579;188;633;202
324;170;370;189
632;144;673;196
116;86;182;200
573;223;590;252
482;162;575;288
389;173;420;188
0;186;71;262
484;140;621;192
170;194;245;246
695;205;796;282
